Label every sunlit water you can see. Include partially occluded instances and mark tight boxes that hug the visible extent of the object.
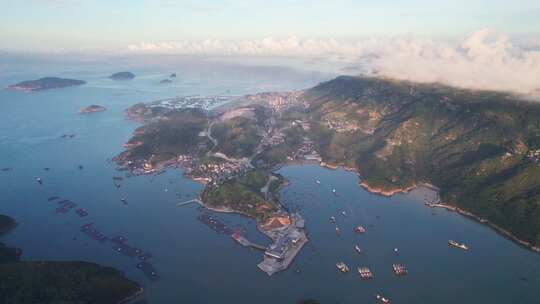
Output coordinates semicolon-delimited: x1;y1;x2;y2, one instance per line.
0;57;538;304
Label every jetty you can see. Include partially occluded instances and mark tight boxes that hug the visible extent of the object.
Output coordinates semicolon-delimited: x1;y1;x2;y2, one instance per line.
231;232;266;251
177;199;201;207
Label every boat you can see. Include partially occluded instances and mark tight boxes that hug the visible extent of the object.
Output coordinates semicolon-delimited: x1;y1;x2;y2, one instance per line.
375;294;391;304
36;177;43;185
393;248;399;255
357;267;374;279
392;263;408;276
354;225;366;233
332;189;337;194
335;226;341;236
316;180;321;184
341;211;347;217
336;262;349;273
354;245;362;254
329;216;336;223
448;240;469;250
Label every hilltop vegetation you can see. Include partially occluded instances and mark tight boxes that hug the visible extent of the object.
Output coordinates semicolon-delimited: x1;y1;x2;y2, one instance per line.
300;76;540;246
201;170;280;220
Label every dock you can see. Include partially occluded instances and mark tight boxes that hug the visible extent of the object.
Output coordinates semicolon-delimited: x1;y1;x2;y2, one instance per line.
231;233;266;251
177;199;201;207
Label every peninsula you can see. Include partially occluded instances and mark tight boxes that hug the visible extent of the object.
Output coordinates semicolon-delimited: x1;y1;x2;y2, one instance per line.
115;75;540;268
8;77;86;92
110;72;136;80
0;214;142;303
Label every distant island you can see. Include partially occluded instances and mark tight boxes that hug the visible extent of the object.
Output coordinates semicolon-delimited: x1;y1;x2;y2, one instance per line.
115;76;540;257
160;79;172;84
8;77;86;92
109;72;135;80
0;214;141;303
80;104;106;113
170;73;176;78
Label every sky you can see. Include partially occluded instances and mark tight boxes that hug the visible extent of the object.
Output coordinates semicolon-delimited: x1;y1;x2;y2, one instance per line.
1;0;540;52
1;0;539;94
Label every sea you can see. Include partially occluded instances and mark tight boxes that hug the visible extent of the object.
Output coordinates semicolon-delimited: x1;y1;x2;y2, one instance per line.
0;55;538;304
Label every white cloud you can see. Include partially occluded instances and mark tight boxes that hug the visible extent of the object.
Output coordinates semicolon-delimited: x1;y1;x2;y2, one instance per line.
127;29;540;94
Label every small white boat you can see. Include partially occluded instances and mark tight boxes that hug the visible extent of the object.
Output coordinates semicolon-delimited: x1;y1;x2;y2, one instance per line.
354;225;366;233
336;261;349;273
376;294;391;304
448;240;469;250
341;211;347;217
354;245;362;254
316;180;321;184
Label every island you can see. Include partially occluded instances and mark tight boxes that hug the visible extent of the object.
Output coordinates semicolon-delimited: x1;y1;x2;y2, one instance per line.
109;72;136;80
80;104;107;114
0;214;142;303
160;79;172;84
170;73;177;78
115;75;540;276
8;77;86;92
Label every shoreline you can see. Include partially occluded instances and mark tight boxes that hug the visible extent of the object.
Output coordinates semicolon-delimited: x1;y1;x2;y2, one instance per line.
305;160;540;254
355;174;540;253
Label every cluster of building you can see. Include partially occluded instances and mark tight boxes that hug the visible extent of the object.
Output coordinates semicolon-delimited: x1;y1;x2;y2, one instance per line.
245;92;307;112
325;119;360;133
257;213;308;276
148;95;233;110
526;149;540;164
291;137;321;162
187;160;250;185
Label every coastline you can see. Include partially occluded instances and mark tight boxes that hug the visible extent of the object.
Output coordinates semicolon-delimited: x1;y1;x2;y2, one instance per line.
355;173;540;253
310;160;540;254
119;287;144;304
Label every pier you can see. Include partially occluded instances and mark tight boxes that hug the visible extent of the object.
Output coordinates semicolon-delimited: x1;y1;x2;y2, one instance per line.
231;232;266;251
177;199;201;207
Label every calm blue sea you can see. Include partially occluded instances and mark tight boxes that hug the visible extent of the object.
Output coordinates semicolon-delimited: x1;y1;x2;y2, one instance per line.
0;56;538;304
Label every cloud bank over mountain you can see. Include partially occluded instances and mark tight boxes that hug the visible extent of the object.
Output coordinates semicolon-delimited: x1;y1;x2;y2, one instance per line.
128;29;540;94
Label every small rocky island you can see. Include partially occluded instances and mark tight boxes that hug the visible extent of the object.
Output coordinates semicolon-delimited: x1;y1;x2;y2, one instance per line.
170;73;177;78
8;77;86;92
80;104;107;114
160;79;172;84
109;72;136;80
0;214;141;303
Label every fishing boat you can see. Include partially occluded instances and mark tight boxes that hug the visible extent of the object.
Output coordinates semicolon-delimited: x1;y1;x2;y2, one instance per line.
354;245;362;254
336;262;349;273
392;263;408;276
375;294;391;304
393;248;399;255
354;225;366;233
329;216;336;223
341;211;347;217
357;267;374;279
448;240;469;250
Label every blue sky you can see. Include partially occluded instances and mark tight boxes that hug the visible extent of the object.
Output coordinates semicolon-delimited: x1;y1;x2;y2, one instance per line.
1;0;539;52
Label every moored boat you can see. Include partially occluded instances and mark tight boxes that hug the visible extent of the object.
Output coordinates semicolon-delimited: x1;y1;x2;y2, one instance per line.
336;261;349;273
354;225;366;233
354;245;362;254
448;240;469;250
375;294;391;304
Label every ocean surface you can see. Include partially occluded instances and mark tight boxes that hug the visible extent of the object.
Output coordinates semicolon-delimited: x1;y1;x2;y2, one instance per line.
0;56;538;304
